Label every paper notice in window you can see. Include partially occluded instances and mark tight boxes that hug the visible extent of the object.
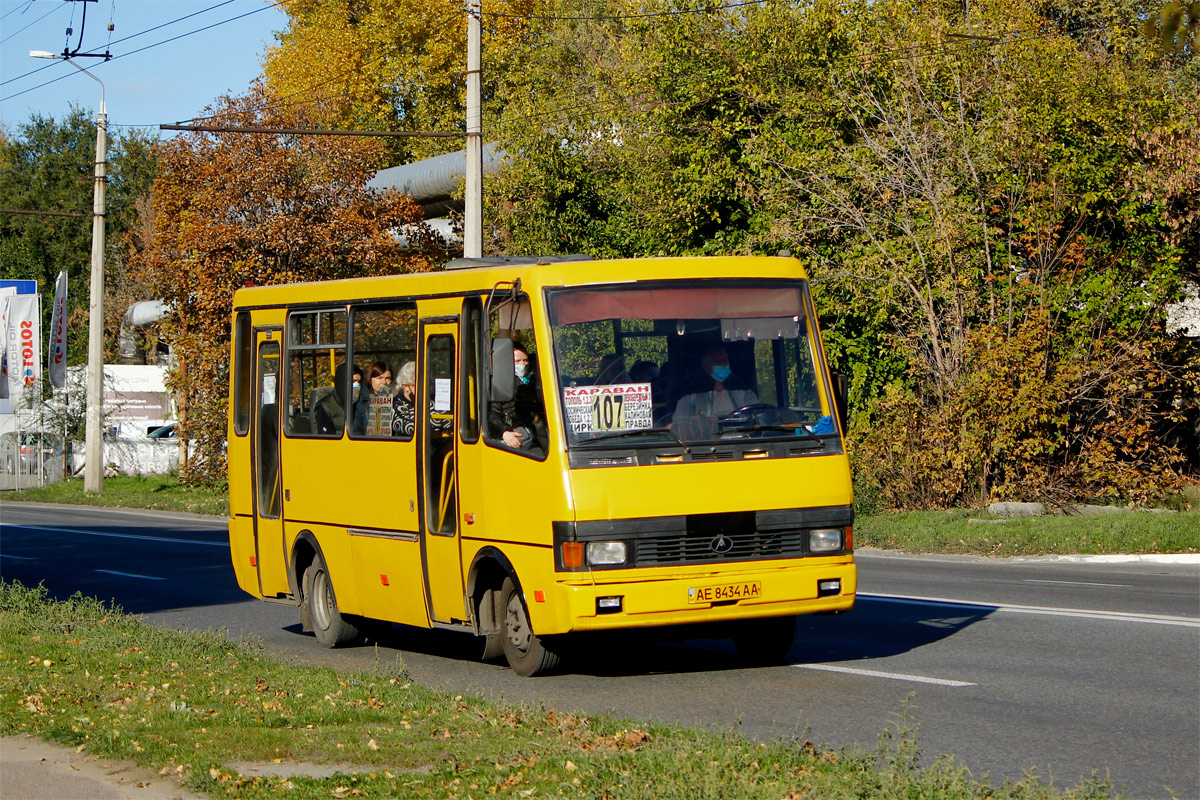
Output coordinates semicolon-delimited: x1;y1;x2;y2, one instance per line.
434;378;452;411
367;396;394;436
563;383;652;434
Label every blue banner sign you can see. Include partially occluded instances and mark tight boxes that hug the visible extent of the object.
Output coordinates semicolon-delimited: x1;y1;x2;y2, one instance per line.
0;280;37;295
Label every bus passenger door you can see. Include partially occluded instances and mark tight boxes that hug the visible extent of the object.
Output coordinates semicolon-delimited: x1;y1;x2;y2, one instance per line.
252;330;288;596
420;321;465;623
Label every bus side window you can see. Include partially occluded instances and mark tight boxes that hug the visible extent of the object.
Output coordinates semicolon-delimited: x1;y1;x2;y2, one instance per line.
233;312;252;436
485;296;547;458
349;304;418;440
284;309;348;438
460;297;484;443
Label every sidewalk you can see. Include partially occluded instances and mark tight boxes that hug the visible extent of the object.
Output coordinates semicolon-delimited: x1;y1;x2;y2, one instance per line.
0;735;205;800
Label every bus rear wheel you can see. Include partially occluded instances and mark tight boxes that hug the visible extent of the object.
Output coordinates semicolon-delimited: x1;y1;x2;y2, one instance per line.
304;554;360;648
501;577;560;677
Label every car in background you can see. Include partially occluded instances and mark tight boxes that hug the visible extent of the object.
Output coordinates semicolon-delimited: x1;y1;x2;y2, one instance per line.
147;423;177;439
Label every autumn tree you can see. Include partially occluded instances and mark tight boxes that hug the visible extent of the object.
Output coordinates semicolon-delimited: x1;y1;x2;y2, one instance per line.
127;84;432;485
262;0;544;163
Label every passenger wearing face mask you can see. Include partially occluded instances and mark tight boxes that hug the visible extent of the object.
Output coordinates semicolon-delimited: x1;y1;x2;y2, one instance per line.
488;341;545;455
673;346;757;420
390;360;452;438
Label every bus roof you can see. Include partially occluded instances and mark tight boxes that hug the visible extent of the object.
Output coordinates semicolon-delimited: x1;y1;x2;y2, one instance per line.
230;254;811;311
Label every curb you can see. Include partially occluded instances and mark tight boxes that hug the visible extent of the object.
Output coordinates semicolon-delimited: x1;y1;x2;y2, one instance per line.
0;499;224;523
854;547;1200;565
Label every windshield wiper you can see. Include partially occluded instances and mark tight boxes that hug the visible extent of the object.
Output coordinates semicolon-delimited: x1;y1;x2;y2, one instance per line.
575;429;675;445
744;424;826;447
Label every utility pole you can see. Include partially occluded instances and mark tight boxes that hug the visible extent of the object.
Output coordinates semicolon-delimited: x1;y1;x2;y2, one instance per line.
84;79;107;492
31;51;107;492
464;0;483;258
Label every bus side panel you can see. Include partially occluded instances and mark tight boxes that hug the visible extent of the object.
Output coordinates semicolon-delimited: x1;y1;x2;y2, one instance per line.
464;445;572;547
348;534;429;628
228;515;260;597
281;439;420;535
227;418;253;518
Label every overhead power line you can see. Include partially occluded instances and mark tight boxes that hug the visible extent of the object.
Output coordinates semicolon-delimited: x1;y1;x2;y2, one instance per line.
0;2;58;45
485;0;770;21
161;124;464;138
1;2;278;103
0;208;88;219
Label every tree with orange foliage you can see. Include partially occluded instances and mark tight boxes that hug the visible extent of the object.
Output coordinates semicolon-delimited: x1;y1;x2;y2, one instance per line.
128;84;434;484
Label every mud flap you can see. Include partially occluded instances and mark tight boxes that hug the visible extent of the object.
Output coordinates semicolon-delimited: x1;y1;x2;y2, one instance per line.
477;587;504;661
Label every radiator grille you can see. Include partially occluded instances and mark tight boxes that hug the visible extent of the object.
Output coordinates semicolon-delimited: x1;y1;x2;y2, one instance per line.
636;529;806;566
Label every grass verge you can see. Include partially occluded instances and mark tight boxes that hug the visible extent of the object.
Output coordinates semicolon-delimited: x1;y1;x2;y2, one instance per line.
0;475;228;517
855;508;1200;556
0;582;1114;800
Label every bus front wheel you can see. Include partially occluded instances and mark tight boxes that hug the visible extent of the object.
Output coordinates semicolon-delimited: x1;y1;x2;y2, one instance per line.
501;577;560;677
304;555;360;648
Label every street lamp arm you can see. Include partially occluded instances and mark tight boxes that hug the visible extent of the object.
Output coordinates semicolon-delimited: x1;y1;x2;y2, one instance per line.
29;51;105;115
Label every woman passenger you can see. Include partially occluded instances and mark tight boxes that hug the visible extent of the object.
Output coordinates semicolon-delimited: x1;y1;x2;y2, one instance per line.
352;361;392;435
391;361;418;438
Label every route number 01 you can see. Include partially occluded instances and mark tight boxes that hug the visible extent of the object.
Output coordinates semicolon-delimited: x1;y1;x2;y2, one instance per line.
591;393;625;431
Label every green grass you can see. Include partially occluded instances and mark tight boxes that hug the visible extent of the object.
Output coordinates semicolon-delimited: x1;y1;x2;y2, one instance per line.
0;582;1116;800
1;474;228;517
855;508;1200;557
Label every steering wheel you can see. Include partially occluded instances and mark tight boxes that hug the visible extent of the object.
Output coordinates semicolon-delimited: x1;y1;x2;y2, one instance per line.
722;403;775;418
718;403;778;427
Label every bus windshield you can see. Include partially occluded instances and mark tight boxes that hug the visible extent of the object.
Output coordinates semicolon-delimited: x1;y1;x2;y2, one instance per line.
546;280;833;447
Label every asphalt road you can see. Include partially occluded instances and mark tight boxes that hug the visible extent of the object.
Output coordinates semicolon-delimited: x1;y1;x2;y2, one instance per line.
2;501;1197;799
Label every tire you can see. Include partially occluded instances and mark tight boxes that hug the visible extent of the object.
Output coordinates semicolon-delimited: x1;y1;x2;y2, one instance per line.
500;577;561;677
731;615;797;665
303;555;361;648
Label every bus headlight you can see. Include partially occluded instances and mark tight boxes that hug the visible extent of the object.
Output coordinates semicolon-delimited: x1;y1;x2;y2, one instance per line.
587;541;627;566
809;528;843;553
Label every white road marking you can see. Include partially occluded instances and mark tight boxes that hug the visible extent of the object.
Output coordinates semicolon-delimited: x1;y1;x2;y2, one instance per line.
1025;579;1129;588
794;663;976;687
1;523;226;548
95;569;166;581
861;593;1200;628
0;553;35;560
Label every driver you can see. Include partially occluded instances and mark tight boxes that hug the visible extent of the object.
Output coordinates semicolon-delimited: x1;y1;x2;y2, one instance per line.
673;345;757;420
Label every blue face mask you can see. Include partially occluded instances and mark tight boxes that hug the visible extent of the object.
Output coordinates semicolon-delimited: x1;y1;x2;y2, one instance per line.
710;365;731;382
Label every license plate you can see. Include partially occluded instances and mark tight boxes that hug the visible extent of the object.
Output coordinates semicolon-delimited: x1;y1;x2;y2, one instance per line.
688;581;761;604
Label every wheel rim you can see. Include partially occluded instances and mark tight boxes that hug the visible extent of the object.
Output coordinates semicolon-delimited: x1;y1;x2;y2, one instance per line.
505;592;531;656
312;569;334;631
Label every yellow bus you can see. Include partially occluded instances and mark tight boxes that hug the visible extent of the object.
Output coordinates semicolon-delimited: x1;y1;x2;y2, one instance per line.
227;254;855;676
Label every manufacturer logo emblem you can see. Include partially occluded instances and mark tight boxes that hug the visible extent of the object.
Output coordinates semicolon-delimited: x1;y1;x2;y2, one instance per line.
710;536;734;554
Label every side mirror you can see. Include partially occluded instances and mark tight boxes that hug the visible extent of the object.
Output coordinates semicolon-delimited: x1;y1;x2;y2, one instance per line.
490;337;514;403
832;372;849;433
